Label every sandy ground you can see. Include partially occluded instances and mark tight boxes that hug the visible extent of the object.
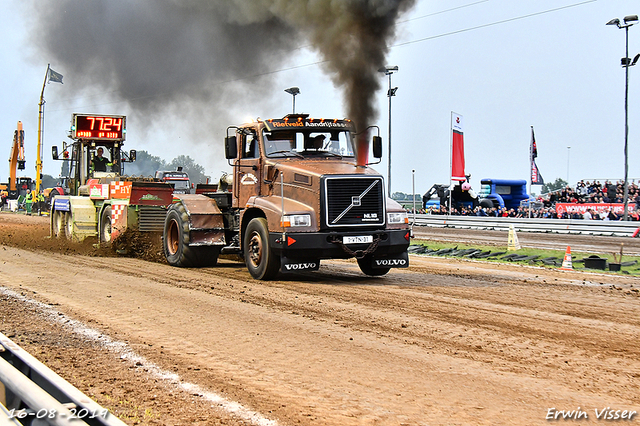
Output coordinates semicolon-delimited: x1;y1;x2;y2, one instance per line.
1;212;639;425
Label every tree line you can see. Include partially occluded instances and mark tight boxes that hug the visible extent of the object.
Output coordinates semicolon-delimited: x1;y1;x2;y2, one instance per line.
41;150;213;189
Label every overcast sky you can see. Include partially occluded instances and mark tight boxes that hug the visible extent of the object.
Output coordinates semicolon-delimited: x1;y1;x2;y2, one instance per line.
1;0;639;196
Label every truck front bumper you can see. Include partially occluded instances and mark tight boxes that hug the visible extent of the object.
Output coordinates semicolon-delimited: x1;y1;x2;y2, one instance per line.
269;229;411;261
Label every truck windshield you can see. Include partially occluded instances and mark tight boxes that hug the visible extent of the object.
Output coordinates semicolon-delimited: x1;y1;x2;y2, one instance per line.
263;130;354;158
171;180;190;190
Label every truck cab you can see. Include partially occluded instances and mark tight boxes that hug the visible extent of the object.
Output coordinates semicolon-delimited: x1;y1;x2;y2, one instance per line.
155;168;191;194
164;114;411;280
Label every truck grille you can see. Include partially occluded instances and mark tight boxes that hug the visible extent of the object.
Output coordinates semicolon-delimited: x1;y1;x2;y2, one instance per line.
324;176;385;227
138;205;167;232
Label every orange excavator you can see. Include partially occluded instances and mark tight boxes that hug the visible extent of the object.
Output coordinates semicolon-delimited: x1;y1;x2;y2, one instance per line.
7;121;32;199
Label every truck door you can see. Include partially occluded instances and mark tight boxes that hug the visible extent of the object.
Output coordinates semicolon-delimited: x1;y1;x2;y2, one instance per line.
235;131;260;208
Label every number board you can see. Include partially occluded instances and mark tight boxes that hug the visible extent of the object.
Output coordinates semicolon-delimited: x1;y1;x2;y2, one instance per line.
72;114;126;141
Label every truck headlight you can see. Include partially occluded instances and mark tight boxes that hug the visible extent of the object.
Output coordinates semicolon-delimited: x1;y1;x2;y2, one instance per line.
387;212;408;224
281;214;311;227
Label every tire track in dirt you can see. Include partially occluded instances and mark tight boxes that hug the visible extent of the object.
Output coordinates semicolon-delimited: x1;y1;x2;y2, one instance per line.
54;250;640;405
3;213;640;424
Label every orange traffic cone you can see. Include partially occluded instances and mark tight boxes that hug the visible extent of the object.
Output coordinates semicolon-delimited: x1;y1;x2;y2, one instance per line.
559;246;573;271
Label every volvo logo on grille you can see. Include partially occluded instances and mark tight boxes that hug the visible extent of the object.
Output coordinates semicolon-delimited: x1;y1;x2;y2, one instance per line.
352;196;361;206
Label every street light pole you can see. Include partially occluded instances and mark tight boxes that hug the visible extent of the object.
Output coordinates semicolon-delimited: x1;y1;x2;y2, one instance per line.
624;26;630;220
566;146;571;184
378;66;398;198
284;87;300;114
607;15;639;220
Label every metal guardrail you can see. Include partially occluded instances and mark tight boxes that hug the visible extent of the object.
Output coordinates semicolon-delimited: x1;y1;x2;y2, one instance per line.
409;214;640;237
0;332;127;426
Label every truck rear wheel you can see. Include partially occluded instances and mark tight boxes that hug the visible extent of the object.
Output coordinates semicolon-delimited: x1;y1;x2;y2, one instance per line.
357;255;391;277
100;206;112;243
244;217;280;280
164;203;219;267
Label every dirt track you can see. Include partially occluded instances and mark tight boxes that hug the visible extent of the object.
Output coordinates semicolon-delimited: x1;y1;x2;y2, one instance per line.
1;212;639;425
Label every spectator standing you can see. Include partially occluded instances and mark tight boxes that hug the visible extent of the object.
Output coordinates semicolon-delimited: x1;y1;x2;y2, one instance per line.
606;181;617;200
25;189;33;215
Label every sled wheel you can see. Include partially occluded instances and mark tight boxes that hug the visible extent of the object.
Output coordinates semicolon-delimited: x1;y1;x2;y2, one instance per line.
63;212;73;240
100;206;112;243
52;210;65;238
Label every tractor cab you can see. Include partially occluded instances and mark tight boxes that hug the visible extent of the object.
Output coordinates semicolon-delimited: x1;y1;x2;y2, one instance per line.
52;140;136;195
51;114;135;196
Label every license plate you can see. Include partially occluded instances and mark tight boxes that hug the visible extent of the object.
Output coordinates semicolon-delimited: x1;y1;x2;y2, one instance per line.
343;235;373;245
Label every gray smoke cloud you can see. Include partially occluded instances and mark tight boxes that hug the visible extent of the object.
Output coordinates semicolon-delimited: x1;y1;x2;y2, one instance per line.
27;0;415;165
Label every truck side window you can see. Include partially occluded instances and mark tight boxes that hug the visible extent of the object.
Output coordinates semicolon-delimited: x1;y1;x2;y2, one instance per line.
242;133;258;159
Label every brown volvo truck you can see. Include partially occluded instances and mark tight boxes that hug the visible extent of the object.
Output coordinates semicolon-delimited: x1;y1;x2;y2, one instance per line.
163;114;411;280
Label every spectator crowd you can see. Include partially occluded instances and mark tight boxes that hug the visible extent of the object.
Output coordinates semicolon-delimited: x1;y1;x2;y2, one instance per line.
414;180;640;221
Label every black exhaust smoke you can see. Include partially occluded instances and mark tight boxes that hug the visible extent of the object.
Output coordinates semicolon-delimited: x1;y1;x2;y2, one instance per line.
27;0;415;164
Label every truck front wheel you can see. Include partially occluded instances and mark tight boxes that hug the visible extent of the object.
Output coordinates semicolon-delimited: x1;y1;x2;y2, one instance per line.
244;217;280;280
164;203;219;267
357;255;391;277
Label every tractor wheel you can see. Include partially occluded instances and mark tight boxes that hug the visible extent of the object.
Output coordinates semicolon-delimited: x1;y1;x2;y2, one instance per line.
243;217;280;280
357;255;390;277
52;210;65;238
163;203;219;267
100;206;112;244
63;212;73;240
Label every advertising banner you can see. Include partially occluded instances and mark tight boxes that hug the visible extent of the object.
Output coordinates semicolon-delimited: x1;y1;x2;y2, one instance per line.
555;203;633;216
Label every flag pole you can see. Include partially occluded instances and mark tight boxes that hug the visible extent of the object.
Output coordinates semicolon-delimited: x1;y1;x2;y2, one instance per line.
529;126;533;218
35;65;50;203
448;112;453;216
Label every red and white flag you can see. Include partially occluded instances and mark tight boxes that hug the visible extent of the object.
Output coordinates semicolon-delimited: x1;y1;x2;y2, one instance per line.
451;112;465;181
